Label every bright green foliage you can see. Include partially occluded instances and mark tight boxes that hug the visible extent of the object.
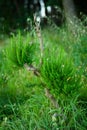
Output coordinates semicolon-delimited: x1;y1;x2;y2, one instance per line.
0;92;87;130
0;19;87;130
5;32;35;68
41;47;82;98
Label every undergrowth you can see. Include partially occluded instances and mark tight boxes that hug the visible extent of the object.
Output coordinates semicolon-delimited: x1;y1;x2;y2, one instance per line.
41;47;82;98
0;19;87;130
5;32;36;68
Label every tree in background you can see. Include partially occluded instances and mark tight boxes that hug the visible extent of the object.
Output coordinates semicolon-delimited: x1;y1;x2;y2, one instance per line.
62;0;76;24
0;0;87;33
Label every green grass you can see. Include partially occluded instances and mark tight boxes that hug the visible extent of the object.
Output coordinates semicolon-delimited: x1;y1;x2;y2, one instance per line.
41;46;82;98
0;20;87;129
5;32;36;68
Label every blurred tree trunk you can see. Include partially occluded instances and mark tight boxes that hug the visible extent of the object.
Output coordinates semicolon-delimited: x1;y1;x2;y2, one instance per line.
13;0;21;17
62;0;77;25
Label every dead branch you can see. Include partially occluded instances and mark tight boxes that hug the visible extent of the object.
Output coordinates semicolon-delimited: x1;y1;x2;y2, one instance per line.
44;88;59;108
24;63;40;76
24;63;58;108
34;14;44;66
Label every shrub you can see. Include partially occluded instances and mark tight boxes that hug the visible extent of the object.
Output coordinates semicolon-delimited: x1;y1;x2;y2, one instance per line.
5;32;35;68
41;47;82;98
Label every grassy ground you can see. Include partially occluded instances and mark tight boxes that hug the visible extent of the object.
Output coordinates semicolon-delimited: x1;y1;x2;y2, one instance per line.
0;21;87;130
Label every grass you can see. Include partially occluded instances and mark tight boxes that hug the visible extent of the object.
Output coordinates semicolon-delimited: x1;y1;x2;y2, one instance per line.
5;31;36;68
0;19;87;129
41;47;82;98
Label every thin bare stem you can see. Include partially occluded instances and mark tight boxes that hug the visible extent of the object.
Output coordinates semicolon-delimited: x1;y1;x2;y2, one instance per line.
34;15;44;66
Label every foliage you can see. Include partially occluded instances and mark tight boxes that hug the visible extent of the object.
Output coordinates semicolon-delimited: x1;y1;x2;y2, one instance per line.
0;0;62;30
0;92;87;130
5;32;36;68
0;18;87;130
41;47;82;98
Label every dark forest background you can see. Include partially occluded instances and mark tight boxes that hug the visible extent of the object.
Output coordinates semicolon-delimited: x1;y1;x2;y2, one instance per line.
0;0;87;33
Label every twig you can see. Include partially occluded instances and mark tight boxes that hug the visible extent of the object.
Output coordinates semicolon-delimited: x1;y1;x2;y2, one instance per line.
44;88;59;108
24;63;58;108
24;63;59;128
34;14;44;66
24;63;40;76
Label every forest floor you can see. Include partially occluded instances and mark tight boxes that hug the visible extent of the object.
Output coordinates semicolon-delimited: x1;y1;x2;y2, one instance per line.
0;23;87;130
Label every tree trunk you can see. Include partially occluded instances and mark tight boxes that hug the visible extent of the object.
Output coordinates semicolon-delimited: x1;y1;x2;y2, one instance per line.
62;0;76;24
